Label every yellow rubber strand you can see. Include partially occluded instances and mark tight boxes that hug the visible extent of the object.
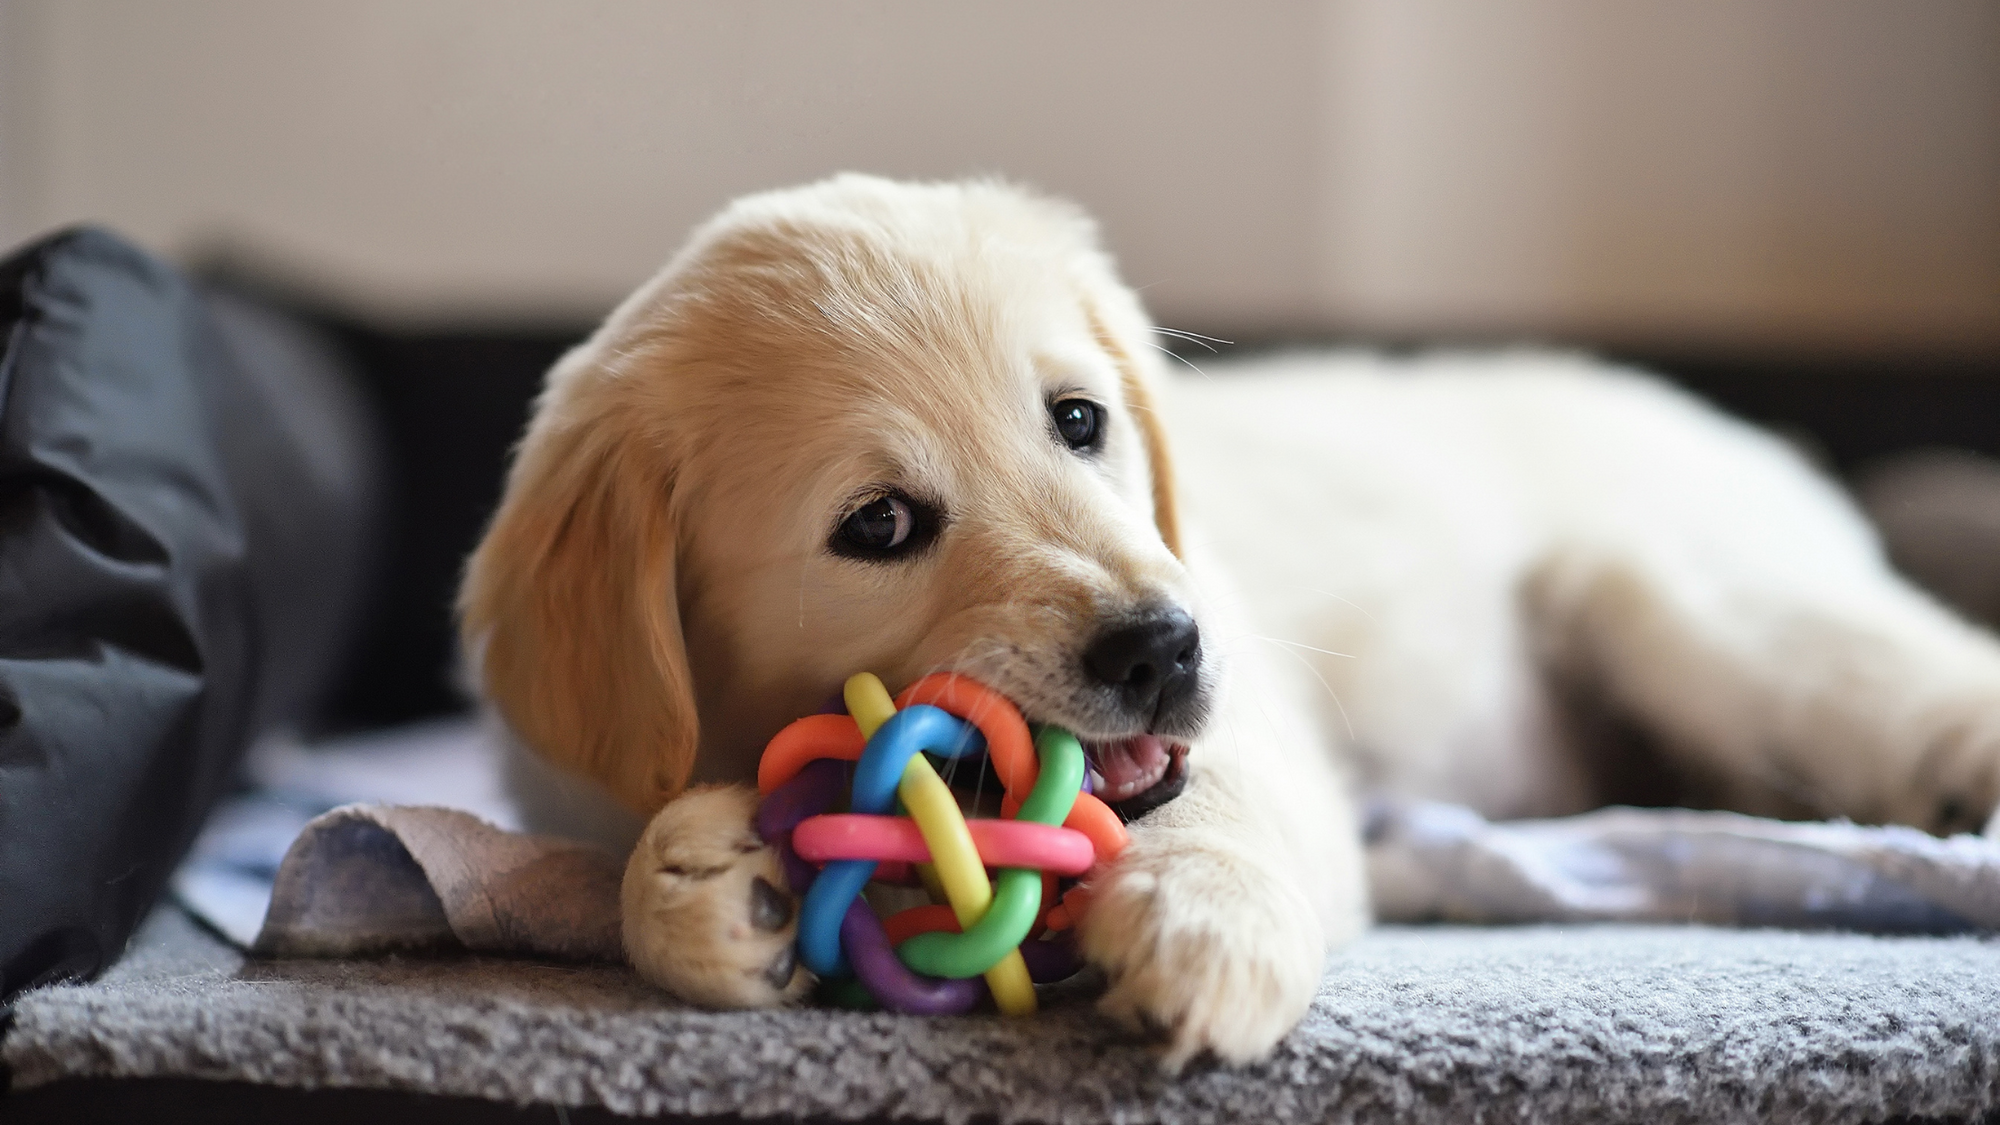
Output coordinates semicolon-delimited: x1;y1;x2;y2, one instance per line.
846;673;1034;1014
849;674;951;904
900;756;1036;1014
843;673;899;740
898;758;990;919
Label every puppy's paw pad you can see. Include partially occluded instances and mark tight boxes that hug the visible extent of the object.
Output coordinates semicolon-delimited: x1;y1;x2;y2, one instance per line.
622;786;811;1009
763;943;799;991
750;875;794;932
1916;716;2000;835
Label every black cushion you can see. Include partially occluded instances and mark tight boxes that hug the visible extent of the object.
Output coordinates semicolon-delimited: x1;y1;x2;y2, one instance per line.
0;228;379;1002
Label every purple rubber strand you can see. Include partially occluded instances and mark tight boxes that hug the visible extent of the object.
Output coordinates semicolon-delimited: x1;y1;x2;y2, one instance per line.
1018;931;1084;983
775;838;817;897
841;899;984;1014
756;759;848;842
756;759;850;895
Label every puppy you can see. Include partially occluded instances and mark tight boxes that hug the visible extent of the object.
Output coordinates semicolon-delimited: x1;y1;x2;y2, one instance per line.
461;174;2000;1066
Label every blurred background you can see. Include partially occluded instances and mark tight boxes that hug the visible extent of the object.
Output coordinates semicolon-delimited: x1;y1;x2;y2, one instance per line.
4;0;1998;728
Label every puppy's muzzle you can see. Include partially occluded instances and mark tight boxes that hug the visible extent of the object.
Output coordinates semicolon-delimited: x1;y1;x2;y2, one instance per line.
1082;606;1203;730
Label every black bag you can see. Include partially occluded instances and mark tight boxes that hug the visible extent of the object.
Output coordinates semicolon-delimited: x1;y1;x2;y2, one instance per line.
0;229;380;1002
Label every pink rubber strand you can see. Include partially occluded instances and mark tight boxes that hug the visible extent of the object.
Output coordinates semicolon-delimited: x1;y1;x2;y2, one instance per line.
792;813;1096;875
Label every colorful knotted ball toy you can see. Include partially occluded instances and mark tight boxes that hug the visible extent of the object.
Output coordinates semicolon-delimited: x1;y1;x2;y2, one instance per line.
753;671;1128;1015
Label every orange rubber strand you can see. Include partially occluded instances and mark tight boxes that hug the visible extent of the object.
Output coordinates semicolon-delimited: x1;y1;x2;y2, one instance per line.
1007;789;1127;861
1042;885;1093;933
756;712;865;795
1060;793;1128;861
1031;871;1058;939
894;674;1037;798
882;903;961;946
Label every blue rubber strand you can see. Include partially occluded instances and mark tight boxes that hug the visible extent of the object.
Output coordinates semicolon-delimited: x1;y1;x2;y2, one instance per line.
848;705;986;812
794;704;986;978
799;858;874;976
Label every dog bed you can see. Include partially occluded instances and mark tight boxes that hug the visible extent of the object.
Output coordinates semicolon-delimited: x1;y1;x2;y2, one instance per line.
7;722;2000;1124
7;899;2000;1125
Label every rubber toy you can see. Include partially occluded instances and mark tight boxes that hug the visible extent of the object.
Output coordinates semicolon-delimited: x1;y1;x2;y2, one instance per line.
753;672;1128;1015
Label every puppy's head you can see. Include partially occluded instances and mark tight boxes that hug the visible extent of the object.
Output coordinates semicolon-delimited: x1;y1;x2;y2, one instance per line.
461;174;1210;818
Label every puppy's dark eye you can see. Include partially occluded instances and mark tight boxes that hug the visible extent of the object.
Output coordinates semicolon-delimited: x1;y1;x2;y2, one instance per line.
843;496;911;550
832;492;938;560
1051;398;1104;452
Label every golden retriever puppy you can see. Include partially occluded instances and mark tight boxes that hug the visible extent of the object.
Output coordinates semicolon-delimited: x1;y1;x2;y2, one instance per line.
462;174;2000;1066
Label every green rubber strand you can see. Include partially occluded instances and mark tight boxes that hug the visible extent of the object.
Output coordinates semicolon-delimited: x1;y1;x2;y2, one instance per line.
1018;726;1087;826
895;726;1088;979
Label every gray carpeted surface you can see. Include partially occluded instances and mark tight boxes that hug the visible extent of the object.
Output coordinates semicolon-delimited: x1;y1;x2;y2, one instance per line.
7;905;2000;1124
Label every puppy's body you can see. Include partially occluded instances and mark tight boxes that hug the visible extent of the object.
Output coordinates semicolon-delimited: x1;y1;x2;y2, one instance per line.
463;176;2000;1067
1184;354;2000;833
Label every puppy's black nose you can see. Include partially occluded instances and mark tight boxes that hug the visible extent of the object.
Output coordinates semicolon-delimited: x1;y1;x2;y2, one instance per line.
1082;607;1201;723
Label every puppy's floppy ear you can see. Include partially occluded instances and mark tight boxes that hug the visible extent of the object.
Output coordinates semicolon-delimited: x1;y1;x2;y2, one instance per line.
1084;299;1183;560
459;363;696;816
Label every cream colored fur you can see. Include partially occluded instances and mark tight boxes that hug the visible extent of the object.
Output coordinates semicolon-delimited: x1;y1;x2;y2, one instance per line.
461;175;2000;1068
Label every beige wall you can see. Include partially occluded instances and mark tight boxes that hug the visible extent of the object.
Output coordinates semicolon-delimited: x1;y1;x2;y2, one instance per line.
1320;1;2000;352
0;1;1325;330
3;1;1997;353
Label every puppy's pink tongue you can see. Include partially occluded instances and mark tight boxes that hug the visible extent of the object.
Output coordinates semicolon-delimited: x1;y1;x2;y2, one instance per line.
1090;734;1172;802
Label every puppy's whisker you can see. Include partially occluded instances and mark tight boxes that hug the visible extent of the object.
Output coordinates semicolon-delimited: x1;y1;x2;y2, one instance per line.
796;555;810;630
1254;636;1356;660
969;739;990;814
1155;325;1233;345
1151;328;1214;349
941;637;1015;815
1261;638;1358;742
1280;584;1377;623
1152;327;1231;354
1147;341;1213;381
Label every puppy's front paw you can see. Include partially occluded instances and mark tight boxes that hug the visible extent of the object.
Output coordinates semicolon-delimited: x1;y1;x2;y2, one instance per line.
1912;708;2000;837
1079;837;1327;1070
621;785;811;1008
